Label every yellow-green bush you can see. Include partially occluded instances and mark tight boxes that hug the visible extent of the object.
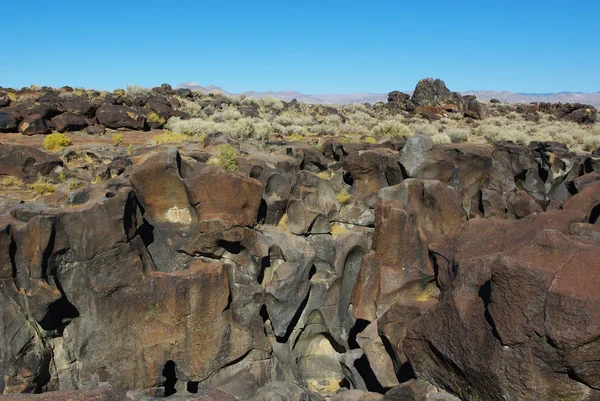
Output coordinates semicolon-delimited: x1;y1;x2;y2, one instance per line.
151;131;191;145
112;133;123;145
147;112;166;124
336;188;352;204
32;176;58;195
212;144;238;172
44;133;73;150
0;176;25;190
372;121;413;138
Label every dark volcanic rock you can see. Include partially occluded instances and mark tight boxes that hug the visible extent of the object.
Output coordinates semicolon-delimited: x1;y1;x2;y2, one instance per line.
387;91;410;104
2;115;600;401
51;112;89;132
411;78;454;107
18;113;50;135
60;96;98;117
404;210;599;401
0;111;19;132
0;91;10;107
0;144;63;179
96;104;146;130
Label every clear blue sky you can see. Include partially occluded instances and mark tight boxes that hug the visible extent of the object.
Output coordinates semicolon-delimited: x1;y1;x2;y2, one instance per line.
2;1;599;94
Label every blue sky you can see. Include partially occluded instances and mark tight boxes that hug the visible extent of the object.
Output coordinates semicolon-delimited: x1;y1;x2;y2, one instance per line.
1;1;599;94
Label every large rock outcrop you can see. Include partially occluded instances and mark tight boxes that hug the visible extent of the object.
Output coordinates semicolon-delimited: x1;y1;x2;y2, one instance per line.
0;134;599;401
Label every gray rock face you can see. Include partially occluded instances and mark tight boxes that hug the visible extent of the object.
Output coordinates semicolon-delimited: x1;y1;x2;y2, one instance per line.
411;78;454;107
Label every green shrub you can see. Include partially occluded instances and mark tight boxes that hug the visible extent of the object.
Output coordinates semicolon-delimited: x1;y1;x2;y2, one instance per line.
147;112;166;124
212;144;238;172
166;117;269;144
336;188;352;204
0;176;26;190
125;85;151;98
373;121;413;138
44;133;73;150
151;131;195;145
431;133;452;144
446;128;470;143
582;135;600;151
32;176;57;195
259;96;284;112
112;133;123;145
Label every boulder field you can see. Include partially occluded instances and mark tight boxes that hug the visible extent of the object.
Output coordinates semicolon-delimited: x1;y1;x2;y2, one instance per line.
0;79;596;138
0;134;599;401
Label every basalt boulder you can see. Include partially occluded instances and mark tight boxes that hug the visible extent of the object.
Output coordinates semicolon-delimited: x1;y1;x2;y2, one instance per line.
0;111;19;132
0;144;63;180
60;97;98;117
404;210;599;401
51;112;89;132
95;104;146;130
19;114;50;135
352;179;466;322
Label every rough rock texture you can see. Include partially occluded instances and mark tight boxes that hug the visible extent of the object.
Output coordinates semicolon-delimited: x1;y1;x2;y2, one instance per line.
0;144;63;180
404;211;600;401
0;130;599;401
96;104;146;130
0;111;19;132
51;112;89;132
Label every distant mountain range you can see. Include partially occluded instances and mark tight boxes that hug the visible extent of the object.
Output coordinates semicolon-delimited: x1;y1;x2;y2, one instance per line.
175;82;600;108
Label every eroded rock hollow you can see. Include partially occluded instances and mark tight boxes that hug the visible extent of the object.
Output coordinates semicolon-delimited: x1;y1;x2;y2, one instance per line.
1;134;599;401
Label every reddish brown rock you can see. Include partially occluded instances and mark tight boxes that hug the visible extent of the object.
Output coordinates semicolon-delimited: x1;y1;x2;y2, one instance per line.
342;148;403;206
563;180;600;223
129;149;196;227
404;211;598;401
352;179;466;321
185;164;264;231
0;144;63;180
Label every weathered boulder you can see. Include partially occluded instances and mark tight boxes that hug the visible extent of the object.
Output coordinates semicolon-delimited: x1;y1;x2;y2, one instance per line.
0;387;127;400
0;91;10;107
381;380;460;401
260;226;316;338
563;180;600;223
404;210;599;401
14;102;61;120
19;113;50;135
51;112;89;132
0;111;19;132
411;78;454;107
463;97;489;119
184;164;264;231
176;88;192;98
60;97;98;117
96;104;146;130
356;320;399;388
284;171;335;235
352;179;466;321
129;149;196;227
387;91;410;104
411;78;488;120
342;149;403;206
0;144;63;180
